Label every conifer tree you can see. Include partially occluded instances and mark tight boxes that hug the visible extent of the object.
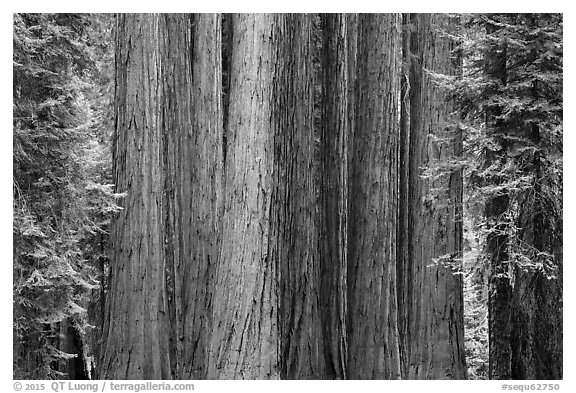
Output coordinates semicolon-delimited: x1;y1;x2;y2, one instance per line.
13;13;114;379
436;13;563;380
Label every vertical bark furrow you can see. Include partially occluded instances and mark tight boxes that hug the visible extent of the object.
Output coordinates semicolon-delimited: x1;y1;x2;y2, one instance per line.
170;14;223;380
319;13;349;380
347;13;402;380
272;14;324;379
397;13;412;378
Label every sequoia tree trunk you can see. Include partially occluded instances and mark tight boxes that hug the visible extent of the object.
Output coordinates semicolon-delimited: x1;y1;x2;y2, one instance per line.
397;13;412;377
346;13;357;180
208;14;324;380
100;13;223;380
347;13;402;380
100;14;171;379
319;13;349;380
160;14;223;379
398;13;467;380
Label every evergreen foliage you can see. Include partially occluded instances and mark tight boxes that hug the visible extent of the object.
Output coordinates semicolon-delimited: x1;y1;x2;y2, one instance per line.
432;13;563;379
436;13;562;274
13;13;115;379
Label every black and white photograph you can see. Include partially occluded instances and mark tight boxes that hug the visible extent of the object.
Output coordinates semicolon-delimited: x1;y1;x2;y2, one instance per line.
10;6;565;385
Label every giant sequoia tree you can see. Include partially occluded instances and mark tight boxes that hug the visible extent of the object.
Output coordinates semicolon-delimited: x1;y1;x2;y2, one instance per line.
161;14;223;380
397;13;467;379
318;13;349;380
347;13;402;379
100;14;172;379
209;13;324;379
100;13;223;380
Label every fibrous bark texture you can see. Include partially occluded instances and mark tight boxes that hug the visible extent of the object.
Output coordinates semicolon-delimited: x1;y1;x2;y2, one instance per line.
160;14;223;380
100;12;477;381
208;14;324;380
347;13;402;380
273;14;325;380
397;13;412;378
319;13;349;380
207;14;278;379
397;13;467;380
101;13;223;380
101;14;171;379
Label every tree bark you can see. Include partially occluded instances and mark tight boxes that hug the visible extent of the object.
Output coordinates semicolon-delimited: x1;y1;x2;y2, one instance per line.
101;13;223;380
100;13;171;379
397;13;412;377
399;13;467;380
208;14;324;379
319;13;349;380
346;13;358;180
510;266;562;379
273;14;325;379
347;13;402;380
160;14;224;380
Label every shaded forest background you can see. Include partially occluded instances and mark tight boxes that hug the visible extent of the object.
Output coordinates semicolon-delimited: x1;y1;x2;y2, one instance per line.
13;13;562;380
